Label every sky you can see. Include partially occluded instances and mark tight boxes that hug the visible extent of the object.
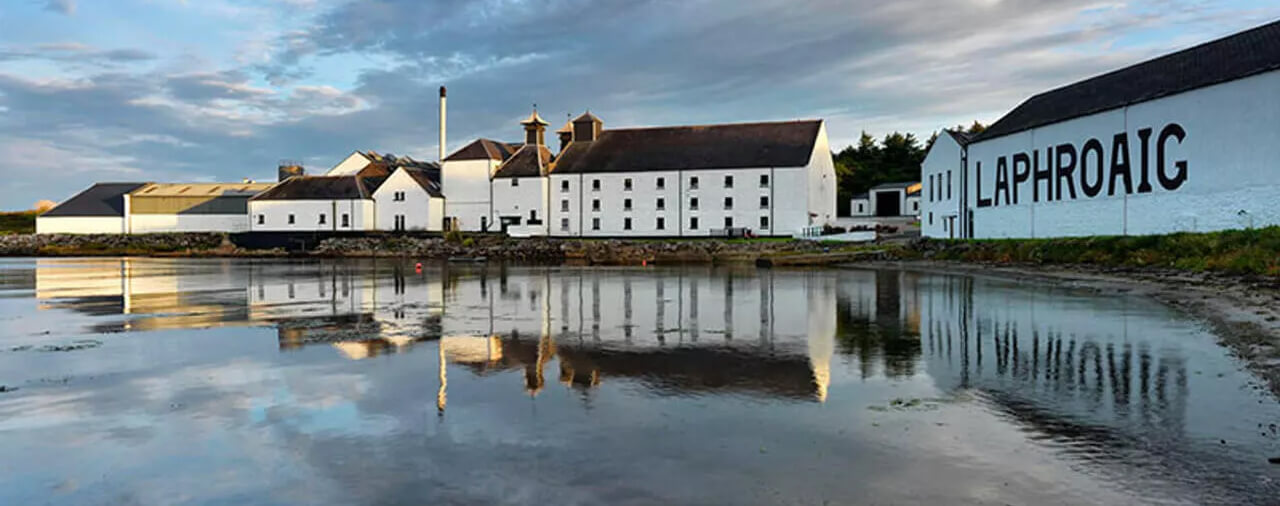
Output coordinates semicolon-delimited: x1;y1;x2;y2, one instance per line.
0;0;1277;210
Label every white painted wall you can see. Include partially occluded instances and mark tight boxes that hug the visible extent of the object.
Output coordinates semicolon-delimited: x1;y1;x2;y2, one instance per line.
806;121;838;228
491;176;549;236
921;133;962;238
249;199;374;232
36;216;125;234
850;197;871;217
373;168;442;232
327;152;372;176
129;214;250;234
441;159;497;231
962;69;1280;239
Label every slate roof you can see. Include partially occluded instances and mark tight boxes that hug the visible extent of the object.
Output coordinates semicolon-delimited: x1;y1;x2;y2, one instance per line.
870;181;920;191
492;144;553;178
944;129;972;146
444;138;519;162
401;167;444;197
251;176;379;201
551;120;822;174
42;183;149;217
976;19;1280;141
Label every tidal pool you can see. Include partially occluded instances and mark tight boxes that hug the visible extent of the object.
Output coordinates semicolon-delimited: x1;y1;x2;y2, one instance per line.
0;258;1276;505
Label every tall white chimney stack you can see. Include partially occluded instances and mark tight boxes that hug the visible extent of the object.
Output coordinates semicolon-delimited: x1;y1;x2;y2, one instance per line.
438;86;447;162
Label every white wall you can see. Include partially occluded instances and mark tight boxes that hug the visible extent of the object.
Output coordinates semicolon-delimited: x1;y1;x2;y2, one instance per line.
965;69;1280;239
36;216;125;234
921;133;962;238
806;121;838;228
850;198;871;217
491;176;549;236
373;169;440;232
441;159;496;231
129;214;249;234
326;152;372;176
249;199;374;232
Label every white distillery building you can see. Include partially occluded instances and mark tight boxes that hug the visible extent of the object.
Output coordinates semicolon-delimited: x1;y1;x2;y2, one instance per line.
922;19;1280;239
849;181;921;218
37;182;272;234
440;107;838;237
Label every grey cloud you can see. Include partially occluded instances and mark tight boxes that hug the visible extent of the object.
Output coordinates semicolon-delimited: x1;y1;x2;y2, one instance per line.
0;42;157;66
44;0;76;15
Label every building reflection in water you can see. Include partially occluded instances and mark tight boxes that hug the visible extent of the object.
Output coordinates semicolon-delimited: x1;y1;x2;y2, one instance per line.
28;258;1191;440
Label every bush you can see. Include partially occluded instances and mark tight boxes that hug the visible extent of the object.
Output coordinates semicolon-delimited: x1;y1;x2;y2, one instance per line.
461;237;475;248
444;230;463;244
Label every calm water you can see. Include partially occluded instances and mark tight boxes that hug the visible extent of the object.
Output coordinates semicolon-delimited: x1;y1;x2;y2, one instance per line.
0;258;1277;505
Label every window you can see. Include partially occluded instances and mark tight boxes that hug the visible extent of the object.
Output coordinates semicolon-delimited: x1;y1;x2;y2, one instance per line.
481;216;488;231
857;203;864;213
624;198;632;211
689;176;699;189
624;217;632;230
511;178;519;187
656;217;665;230
723;216;733;228
928;212;933;225
656;177;665;189
912;201;918;212
592;217;601;230
561;199;569;212
560;218;570;231
759;174;769;187
256;214;264;225
342;214;350;227
561;180;570;192
656;197;665;210
319;214;327;225
288;214;295;225
690;217;699;230
723;197;733;209
690;197;699;210
947;171;952;199
759;196;769;209
530;209;538;222
592;199;601;211
760;216;769;229
724;175;734;188
592;179;601;191
624;178;632;191
394;215;405;231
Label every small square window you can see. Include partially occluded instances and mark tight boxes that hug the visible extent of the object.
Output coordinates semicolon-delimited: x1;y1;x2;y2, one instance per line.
561;180;570;192
624;198;632;211
256;214;264;225
287;214;295;225
592;217;601;230
511;178;519;187
560;218;570;231
319;214;327;225
592;199;601;211
689;176;699;189
723;197;733;209
656;177;665;189
623;217;632;230
759;174;769;187
724;175;734;188
760;216;769;229
724;216;733;228
759;196;769;209
561;199;569;212
656;197;665;210
656;217;665;230
624;178;632;191
690;217;699;230
690;197;699;210
592;179;601;191
342;214;350;227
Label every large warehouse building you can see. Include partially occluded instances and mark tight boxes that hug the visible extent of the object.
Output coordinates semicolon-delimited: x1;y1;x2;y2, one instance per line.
922;19;1280;239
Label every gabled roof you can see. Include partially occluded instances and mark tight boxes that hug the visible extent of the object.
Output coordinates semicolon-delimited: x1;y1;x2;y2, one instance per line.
250;176;378;201
492;144;553;179
130;182;274;198
42;183;148;217
444;138;519;162
551;120;822;174
400;167;444;197
944;129;972;146
976;19;1280;142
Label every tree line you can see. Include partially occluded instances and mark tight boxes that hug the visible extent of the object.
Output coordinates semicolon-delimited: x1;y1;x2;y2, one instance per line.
833;121;985;216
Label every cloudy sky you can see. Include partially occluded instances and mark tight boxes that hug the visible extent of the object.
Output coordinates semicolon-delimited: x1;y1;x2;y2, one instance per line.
1;0;1277;209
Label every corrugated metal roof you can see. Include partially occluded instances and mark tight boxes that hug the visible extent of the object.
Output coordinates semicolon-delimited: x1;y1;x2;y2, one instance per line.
129;182;274;198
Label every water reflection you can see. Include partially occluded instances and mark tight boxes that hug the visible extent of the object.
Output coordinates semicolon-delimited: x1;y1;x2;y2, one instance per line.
8;258;1279;503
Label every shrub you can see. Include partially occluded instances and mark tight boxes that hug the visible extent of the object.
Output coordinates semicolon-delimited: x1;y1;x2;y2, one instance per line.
444;230;463;244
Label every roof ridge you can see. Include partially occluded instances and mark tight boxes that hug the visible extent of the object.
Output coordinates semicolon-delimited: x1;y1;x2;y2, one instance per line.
599;118;822;133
